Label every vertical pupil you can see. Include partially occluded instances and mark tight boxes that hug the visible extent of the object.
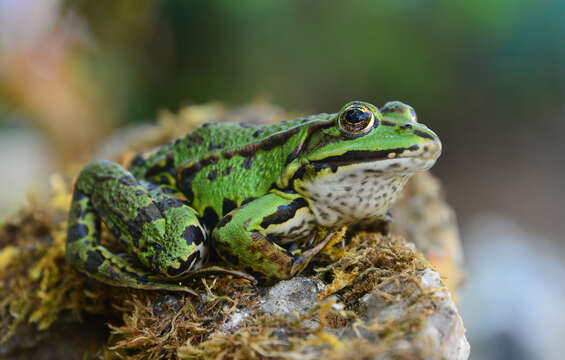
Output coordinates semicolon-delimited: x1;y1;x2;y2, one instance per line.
344;108;370;124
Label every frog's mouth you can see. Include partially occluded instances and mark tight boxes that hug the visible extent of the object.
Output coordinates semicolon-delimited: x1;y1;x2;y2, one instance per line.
309;143;441;170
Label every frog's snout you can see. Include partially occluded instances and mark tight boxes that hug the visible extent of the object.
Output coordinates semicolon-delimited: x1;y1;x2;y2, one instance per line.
420;134;442;161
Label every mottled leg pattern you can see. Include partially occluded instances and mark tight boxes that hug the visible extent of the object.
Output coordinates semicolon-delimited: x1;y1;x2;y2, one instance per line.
211;192;330;284
66;160;207;292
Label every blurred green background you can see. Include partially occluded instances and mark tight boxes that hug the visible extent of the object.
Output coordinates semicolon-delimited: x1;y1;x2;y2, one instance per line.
1;1;564;358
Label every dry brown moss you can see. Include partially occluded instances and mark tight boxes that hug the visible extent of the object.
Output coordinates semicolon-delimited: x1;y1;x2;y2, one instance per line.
317;232;430;305
106;277;258;360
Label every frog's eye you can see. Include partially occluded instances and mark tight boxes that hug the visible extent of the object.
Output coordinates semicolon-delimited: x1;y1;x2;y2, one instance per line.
337;104;376;137
381;101;418;123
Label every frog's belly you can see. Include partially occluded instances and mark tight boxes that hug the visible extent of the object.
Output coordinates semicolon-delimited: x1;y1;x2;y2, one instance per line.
301;167;410;227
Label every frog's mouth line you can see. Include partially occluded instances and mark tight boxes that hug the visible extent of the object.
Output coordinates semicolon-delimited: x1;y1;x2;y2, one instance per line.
288;143;440;187
309;145;430;169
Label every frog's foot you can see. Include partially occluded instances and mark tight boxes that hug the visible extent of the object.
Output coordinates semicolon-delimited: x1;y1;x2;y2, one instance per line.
290;232;334;275
67;245;199;295
179;265;258;285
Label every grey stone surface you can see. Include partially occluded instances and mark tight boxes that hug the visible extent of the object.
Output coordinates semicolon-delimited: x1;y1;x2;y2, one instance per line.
253;271;469;360
358;269;470;360
258;276;325;318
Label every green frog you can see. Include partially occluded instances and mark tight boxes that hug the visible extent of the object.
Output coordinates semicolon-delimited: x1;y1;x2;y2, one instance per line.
66;101;441;292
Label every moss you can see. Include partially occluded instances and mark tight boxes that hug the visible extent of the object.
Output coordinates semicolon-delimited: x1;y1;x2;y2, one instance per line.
317;232;429;304
106;277;258;359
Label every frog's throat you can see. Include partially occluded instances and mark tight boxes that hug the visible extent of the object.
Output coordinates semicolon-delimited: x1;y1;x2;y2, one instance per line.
295;167;413;228
289;144;440;227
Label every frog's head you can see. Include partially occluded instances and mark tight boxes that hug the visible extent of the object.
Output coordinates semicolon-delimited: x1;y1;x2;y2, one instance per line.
279;100;441;226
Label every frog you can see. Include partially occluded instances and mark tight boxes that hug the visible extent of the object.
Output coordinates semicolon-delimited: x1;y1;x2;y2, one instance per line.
66;100;441;292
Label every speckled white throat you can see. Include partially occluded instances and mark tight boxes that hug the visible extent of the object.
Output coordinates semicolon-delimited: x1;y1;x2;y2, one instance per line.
298;156;436;227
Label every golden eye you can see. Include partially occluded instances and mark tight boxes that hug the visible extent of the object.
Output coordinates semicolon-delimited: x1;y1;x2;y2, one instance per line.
337;104;375;137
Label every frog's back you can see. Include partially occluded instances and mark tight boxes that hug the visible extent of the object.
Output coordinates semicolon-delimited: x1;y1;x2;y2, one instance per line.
129;114;333;224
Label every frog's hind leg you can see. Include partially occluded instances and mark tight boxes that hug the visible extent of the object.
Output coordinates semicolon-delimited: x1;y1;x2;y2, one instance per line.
66;160;207;293
211;192;329;284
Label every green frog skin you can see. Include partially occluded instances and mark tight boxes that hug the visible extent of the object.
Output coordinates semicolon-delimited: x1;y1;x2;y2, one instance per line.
66;101;441;292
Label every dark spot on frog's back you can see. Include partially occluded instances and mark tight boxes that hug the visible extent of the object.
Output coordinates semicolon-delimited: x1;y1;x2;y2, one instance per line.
186;133;205;147
84;250;106;274
180;163;200;182
242;155;254;169
145;153;176;178
209;141;225;150
179;164;203;203
222;124;308;160
222;198;237;216
208;170;217;181
222;166;232;176
253;129;264;137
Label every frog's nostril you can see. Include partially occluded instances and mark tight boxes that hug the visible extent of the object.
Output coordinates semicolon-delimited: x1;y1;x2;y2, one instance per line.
400;123;413;130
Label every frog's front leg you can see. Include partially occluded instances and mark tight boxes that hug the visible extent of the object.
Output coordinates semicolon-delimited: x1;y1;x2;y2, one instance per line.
212;192;330;284
66;160;208;293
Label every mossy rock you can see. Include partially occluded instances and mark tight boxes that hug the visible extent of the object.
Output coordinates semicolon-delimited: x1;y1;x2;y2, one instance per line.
0;103;468;359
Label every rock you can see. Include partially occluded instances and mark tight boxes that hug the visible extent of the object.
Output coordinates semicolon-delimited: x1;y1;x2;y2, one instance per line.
252;269;469;360
221;309;252;333
356;269;469;360
258;277;325;330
